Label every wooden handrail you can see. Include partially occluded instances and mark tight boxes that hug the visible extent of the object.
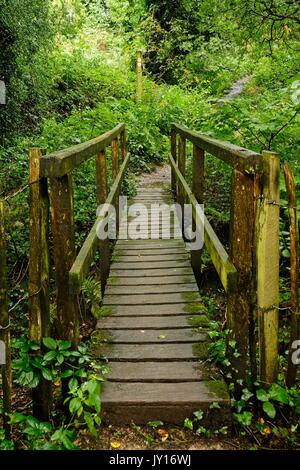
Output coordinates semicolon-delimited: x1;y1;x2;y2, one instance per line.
69;152;130;294
41;123;125;177
169;153;237;293
172;123;263;174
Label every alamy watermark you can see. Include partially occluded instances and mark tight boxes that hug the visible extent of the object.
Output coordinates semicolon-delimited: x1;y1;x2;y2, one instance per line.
0;340;6;365
0;80;6;105
96;197;204;250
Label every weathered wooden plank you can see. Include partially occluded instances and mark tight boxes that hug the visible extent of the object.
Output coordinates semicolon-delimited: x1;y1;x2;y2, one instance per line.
104;292;202;305
106;361;212;382
0;200;11;438
284;162;299;387
106;283;198;295
172;123;263;174
171;128;177;194
29;148;51;420
69;152;130;294
96;328;207;343
97;314;208;329
50;173;79;344
114;248;188;256
112;254;189;263
110;267;194;277
41;123;125;177
101;381;230;425
169;153;237;293
256;151;280;385
110;260;190;270
96;149;110;293
115;241;185;250
107;275;196;286
93;343;208;361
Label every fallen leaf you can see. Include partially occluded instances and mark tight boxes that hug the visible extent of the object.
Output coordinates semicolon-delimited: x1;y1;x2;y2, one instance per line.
158;335;166;339
110;441;121;449
54;380;61;387
156;428;169;441
262;427;271;435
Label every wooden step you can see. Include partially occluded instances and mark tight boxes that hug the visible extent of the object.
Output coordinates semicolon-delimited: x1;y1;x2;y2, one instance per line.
105;283;198;295
107;275;196;286
95;328;207;343
98;304;207;317
101;381;230;425
93;343;209;361
103;292;201;306
97;315;208;330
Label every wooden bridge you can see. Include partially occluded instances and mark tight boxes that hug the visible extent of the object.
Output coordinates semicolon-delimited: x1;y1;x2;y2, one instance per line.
27;122;280;423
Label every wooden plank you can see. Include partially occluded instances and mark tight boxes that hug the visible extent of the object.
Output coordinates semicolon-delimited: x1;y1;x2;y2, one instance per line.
120;128;126;161
96;328;207;343
114;248;188;256
115;241;185;250
97;314;208;329
169;153;237;293
171;128;177;193
41;123;125;177
29;148;51;420
106;361;212;382
256;151;280;384
93;343;208;361
110;260;190;270
172;123;263;174
107;275;197;286
105;283;198;295
0;200;11;438
112;254;189;263
103;292;202;305
99;304;207;317
101;381;230;425
110;267;194;277
284;162;299;387
50;173;79;344
69;152;130;293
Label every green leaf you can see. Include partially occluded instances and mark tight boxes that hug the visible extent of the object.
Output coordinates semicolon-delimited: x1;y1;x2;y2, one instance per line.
234;411;253;426
61;369;73;378
58;340;72;351
43;350;57;362
69;397;82;414
269;384;289;405
42;368;54;381
241;388;254;402
193;410;204;421
43;337;57;350
263;401;276;419
147;420;164;428
56;353;65;365
183;418;193;430
68;377;78;390
256;388;269;402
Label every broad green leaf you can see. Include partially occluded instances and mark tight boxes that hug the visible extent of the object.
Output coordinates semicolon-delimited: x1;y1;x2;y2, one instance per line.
256;388;269;402
263;401;276;419
43;337;57;350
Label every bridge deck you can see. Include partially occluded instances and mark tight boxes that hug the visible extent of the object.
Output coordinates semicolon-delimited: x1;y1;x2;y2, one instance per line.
93;182;230;425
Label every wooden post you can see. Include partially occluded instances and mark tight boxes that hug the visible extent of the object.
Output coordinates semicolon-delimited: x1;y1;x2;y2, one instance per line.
227;169;256;384
0;200;12;439
120;129;127;161
191;145;204;282
256;151;280;385
171;129;177;195
112;138;120;233
283;162;299;387
50;173;79;345
136;51;143;102
96;150;110;295
178;135;186;235
29;148;51;420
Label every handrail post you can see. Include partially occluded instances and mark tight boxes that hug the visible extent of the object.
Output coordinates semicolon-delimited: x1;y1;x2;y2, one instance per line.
178;135;186;236
112;138;120;234
171;128;177;195
227;168;257;386
256;151;280;385
29;148;51;420
0;200;12;439
96;149;110;295
50;172;79;346
191;144;204;282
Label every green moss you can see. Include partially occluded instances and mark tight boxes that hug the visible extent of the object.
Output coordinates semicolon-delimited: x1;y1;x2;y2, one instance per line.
192;342;209;359
204;380;230;400
91;329;114;344
98;306;116;317
184;303;207;314
107;276;120;286
181;291;201;302
188;315;209;328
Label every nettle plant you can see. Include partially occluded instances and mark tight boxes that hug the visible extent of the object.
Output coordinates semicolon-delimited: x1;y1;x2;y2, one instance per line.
2;337;110;449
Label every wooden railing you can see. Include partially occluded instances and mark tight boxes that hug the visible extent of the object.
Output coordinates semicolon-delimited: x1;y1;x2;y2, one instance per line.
170;123;280;386
29;123;127;354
